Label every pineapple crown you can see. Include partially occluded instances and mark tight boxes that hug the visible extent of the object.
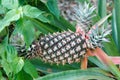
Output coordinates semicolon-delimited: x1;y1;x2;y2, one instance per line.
72;1;96;32
87;26;111;48
72;1;111;48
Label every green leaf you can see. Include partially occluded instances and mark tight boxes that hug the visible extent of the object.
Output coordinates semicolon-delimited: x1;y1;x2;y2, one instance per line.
112;0;120;52
103;35;120;56
21;21;35;47
112;9;118;49
15;69;33;80
1;45;24;76
47;15;75;31
36;69;114;80
31;20;50;34
1;59;12;76
88;57;109;71
23;5;50;23
46;0;60;18
29;13;75;35
0;71;6;80
30;59;78;74
23;5;44;18
1;0;19;9
4;8;21;21
15;18;35;47
98;0;107;27
12;58;24;74
0;44;5;56
92;14;111;29
0;7;21;32
37;14;50;23
4;45;18;62
0;5;6;14
29;18;57;34
0;36;8;55
23;60;38;79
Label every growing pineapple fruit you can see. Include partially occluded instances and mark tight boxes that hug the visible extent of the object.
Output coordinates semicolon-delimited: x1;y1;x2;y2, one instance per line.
26;30;89;65
15;1;112;68
24;25;111;65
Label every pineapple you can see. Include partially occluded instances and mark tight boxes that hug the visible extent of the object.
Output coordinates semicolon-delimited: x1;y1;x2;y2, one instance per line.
25;31;88;65
23;26;111;65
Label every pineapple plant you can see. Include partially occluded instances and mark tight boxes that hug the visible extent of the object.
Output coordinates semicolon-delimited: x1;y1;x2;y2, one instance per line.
16;1;114;69
1;0;120;80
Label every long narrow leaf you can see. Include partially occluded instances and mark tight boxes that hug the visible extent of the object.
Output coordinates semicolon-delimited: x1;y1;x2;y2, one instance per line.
98;0;107;27
36;68;114;80
112;0;120;52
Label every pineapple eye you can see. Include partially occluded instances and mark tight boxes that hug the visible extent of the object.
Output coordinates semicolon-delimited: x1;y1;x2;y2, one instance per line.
44;44;49;49
76;38;81;43
50;41;54;46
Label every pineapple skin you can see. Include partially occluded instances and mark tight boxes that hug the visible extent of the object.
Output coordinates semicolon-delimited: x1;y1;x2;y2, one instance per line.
26;31;88;65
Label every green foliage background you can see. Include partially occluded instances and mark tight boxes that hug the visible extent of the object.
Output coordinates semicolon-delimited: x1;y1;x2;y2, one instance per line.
0;0;120;80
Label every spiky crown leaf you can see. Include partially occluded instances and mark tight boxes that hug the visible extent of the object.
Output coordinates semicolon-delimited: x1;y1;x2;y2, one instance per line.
71;1;111;48
71;2;96;32
89;26;112;48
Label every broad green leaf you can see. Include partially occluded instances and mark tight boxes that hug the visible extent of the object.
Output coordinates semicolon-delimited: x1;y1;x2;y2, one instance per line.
46;0;60;18
23;60;38;78
1;45;17;62
37;69;114;80
1;0;19;9
23;5;44;18
21;21;35;47
0;71;6;80
0;5;6;14
23;5;50;23
4;47;17;74
37;14;50;23
3;8;21;21
29;13;75;35
1;59;12;76
30;18;57;34
15;18;35;47
12;58;24;74
0;28;7;40
0;7;21;32
32;20;50;34
1;45;24;76
15;69;33;80
0;36;8;55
